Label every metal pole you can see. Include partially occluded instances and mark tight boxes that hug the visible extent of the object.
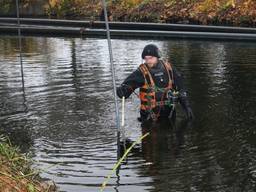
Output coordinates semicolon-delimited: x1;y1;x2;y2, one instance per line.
121;96;126;153
15;0;27;112
101;0;121;161
15;0;25;89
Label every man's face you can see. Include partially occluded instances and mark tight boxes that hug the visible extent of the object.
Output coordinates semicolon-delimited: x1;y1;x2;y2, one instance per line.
144;56;158;68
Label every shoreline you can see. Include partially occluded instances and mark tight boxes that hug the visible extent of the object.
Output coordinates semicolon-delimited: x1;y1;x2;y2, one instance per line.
0;134;57;192
0;0;255;28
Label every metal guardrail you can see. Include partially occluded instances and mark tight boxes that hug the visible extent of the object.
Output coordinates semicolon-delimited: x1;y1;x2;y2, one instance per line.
1;25;256;41
0;18;256;41
0;17;255;33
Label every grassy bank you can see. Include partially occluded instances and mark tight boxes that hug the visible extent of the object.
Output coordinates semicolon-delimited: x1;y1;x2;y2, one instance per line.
111;0;256;27
1;0;255;27
0;134;56;192
45;0;256;27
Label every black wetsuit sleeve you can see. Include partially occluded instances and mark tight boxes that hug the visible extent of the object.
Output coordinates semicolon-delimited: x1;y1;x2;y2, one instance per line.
116;68;145;99
172;67;191;108
172;67;186;92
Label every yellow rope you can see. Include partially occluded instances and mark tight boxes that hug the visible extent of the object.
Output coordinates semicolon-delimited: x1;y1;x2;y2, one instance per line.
100;132;150;192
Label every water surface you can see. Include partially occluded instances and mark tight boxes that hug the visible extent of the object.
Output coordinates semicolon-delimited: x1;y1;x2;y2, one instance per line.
0;36;256;191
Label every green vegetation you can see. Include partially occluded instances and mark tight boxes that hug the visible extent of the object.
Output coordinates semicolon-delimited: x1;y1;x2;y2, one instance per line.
0;134;56;192
46;0;102;19
45;0;256;27
100;132;150;192
111;0;256;26
0;0;13;14
2;0;255;26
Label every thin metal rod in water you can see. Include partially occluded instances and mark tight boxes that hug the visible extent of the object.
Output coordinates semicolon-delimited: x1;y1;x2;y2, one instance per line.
121;97;125;127
101;0;122;161
15;0;25;90
121;96;126;152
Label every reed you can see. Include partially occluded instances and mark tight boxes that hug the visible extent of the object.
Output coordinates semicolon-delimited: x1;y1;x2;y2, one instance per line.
0;134;56;192
100;132;150;192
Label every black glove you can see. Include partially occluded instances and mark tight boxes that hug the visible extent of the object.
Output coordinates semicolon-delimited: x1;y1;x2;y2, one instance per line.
117;87;125;98
179;91;194;120
117;84;134;99
117;86;130;99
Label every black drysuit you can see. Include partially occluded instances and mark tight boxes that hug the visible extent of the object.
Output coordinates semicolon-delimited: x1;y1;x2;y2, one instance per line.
116;60;192;121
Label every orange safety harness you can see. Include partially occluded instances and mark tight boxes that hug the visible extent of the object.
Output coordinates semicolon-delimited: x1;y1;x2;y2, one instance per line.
139;60;174;120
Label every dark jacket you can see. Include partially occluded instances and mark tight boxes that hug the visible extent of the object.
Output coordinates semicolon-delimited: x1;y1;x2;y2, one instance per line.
117;60;192;121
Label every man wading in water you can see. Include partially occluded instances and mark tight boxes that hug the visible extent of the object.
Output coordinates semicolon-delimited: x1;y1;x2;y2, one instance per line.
117;44;193;123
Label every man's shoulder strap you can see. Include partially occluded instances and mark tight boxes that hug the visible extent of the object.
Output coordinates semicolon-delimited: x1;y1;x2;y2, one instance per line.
139;63;149;74
162;60;173;71
161;60;174;87
139;63;154;86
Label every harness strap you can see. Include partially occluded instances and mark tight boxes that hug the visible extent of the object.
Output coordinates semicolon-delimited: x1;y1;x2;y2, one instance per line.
139;61;174;120
139;64;155;87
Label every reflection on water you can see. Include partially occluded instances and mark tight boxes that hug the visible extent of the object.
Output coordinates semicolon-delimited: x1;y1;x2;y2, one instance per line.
0;35;256;192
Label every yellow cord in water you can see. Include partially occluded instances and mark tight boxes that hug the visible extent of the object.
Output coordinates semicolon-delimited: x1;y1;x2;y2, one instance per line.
100;132;150;192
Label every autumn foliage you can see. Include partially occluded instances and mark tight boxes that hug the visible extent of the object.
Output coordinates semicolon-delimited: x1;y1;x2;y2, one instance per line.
44;0;256;26
46;0;102;18
2;0;254;26
110;0;256;26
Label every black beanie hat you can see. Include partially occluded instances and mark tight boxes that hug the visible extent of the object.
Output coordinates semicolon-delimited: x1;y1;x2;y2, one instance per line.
141;44;160;59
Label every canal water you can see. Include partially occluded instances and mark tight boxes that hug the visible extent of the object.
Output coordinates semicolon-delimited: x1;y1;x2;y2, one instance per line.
0;35;256;192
